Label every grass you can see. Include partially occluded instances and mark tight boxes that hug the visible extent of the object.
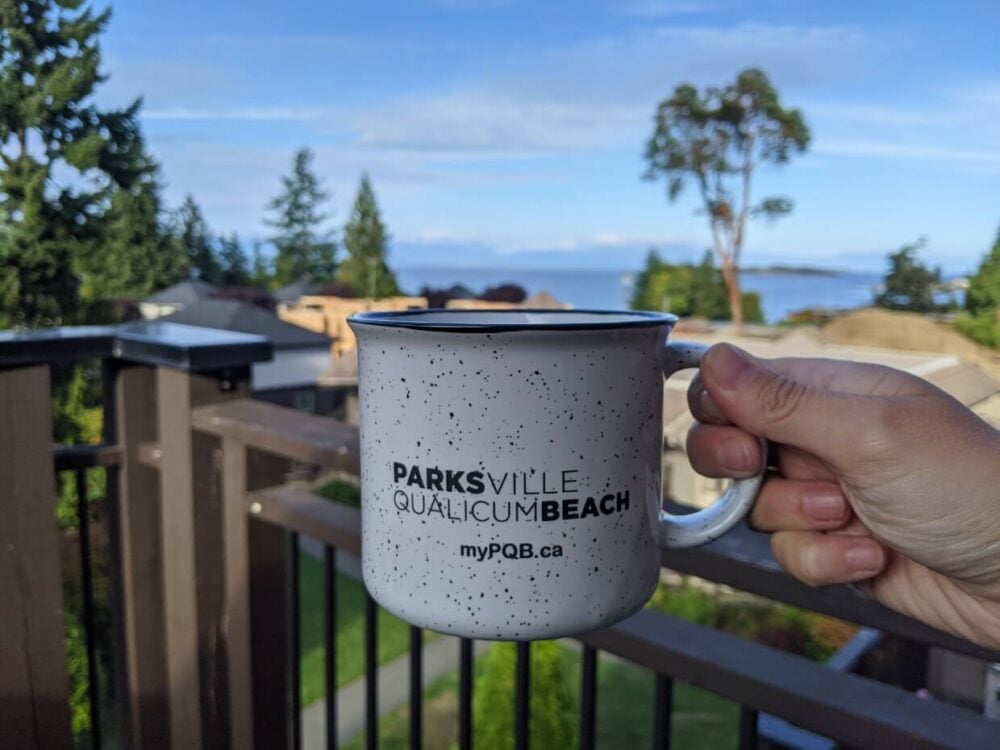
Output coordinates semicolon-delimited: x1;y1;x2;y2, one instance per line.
314;478;362;508
339;644;738;749
298;552;413;706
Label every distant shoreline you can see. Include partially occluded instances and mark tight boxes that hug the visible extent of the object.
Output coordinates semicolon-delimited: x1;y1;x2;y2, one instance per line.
397;264;852;278
741;265;840;277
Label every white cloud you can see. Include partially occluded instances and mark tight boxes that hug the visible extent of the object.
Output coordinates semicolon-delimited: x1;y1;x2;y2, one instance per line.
351;92;642;154
428;0;517;8
804;101;955;128
144;106;339;121
347;23;873;157
816;139;1000;165
619;1;735;18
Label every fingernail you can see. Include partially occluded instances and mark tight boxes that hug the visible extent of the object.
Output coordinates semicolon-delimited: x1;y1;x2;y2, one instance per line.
704;344;757;392
845;539;884;573
802;488;847;521
719;437;755;475
698;390;728;423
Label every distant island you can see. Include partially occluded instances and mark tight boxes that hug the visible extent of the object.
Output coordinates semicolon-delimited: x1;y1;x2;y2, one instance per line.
741;265;841;277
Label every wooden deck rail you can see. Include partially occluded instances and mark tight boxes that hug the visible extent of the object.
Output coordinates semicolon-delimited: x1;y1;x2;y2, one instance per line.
243;483;1000;750
199;398;1000;663
3;319;1000;750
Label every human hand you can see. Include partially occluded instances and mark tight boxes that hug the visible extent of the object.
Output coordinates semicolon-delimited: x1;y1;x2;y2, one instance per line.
686;343;1000;648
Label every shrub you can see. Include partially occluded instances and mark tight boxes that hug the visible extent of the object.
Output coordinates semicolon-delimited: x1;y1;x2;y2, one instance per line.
473;641;575;750
315;479;362;508
955;311;1000;348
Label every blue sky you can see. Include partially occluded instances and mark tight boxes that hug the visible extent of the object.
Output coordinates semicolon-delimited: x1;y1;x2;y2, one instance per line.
98;1;1000;273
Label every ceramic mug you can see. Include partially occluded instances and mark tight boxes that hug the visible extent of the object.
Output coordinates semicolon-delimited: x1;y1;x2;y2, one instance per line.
348;309;764;640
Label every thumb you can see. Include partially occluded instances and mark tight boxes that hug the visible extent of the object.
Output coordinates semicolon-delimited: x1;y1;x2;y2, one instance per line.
699;343;872;465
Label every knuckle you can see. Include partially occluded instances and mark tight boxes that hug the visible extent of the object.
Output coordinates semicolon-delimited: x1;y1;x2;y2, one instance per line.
756;374;808;431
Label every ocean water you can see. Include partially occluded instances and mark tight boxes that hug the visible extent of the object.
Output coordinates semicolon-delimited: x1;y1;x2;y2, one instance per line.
395;266;883;324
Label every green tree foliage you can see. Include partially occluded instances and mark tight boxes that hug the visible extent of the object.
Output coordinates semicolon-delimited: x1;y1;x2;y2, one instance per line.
250;239;272;288
84;149;186;304
644;68;809;332
218;232;250;287
965;228;1000;316
631;250;764;323
267;147;337;286
338;173;400;298
0;0;150;327
955;228;1000;348
473;641;575;750
175;194;223;285
874;238;941;313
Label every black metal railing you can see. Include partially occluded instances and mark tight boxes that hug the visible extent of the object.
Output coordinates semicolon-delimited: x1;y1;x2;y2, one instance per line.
244;479;1000;750
3;322;1000;750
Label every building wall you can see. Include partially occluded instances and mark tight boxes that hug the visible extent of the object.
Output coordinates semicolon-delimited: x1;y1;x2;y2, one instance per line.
139;302;179;320
279;296;427;356
252;348;331;391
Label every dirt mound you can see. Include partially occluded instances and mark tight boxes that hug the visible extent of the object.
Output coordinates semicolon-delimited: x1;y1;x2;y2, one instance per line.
822;308;1000;379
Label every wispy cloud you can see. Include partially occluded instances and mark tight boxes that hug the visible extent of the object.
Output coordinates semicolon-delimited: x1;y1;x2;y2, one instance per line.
144;106;339;121
817;139;1000;165
346;23;872;157
804;101;955;128
428;0;516;8
619;1;735;18
351;92;642;154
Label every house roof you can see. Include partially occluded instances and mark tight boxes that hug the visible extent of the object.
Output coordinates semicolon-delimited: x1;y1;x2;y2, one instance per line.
274;280;321;303
142;279;217;306
161;299;332;350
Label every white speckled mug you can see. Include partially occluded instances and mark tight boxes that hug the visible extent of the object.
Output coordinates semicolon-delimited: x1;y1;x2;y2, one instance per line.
348;310;764;640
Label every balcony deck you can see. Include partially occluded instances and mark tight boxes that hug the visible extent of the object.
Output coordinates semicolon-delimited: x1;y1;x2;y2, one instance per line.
2;322;999;750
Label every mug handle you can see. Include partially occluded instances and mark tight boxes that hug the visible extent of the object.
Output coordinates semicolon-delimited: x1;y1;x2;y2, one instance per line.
657;340;766;548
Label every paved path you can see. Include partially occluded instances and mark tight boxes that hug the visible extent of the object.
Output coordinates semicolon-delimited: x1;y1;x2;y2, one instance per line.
301;636;494;748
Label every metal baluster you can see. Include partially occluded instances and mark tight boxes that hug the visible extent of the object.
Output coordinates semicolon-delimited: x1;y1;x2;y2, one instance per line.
579;646;597;750
738;707;758;750
515;642;531;750
652;674;673;750
289;532;302;750
366;592;378;750
324;545;338;750
77;468;103;749
458;638;474;750
409;626;423;750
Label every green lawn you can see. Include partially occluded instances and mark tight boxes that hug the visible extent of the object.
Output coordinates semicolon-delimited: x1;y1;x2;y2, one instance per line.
300;477;416;706
339;644;738;749
298;552;413;706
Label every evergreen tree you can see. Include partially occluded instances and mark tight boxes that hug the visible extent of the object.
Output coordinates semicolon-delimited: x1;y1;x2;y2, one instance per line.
218;232;250;287
964;228;1000;317
85;145;186;302
955;228;1000;348
250;240;272;288
874;238;940;313
266;147;337;286
0;0;149;327
175;195;223;285
338;173;399;298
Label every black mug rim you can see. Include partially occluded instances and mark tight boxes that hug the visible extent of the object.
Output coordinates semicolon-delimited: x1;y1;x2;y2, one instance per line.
348;308;678;333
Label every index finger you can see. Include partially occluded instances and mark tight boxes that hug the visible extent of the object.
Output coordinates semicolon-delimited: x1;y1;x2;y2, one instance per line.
687;372;731;426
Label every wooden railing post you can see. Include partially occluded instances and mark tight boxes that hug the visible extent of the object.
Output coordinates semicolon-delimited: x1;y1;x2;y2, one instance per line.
115;364;171;749
156;367;246;750
246;450;293;750
0;366;72;750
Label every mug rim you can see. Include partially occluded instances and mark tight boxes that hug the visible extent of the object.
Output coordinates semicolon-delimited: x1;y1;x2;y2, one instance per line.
348;308;678;333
